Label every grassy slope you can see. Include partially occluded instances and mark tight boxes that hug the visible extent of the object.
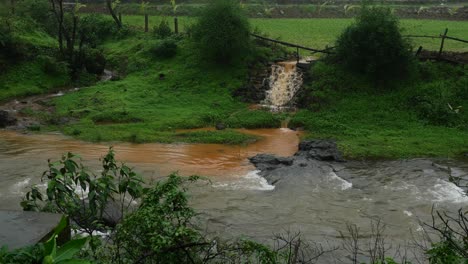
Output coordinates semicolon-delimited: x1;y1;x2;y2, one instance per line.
121;16;468;52
0;20;69;102
51;35;281;144
292;94;467;159
290;62;468;159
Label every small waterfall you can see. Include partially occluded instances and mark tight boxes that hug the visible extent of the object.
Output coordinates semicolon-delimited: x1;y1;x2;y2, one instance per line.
262;61;303;110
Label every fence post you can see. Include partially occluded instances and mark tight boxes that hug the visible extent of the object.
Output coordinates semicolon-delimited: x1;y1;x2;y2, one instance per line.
174;17;179;34
296;47;299;63
438;28;448;58
118;13;122;24
145;14;149;32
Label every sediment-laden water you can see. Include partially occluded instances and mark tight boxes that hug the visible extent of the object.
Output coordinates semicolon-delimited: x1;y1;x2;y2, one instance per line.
0;129;467;262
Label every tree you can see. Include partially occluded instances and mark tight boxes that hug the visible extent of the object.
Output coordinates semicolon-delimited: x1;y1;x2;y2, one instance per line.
106;0;121;29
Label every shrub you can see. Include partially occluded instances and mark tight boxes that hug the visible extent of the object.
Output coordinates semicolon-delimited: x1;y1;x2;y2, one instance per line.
192;0;251;65
78;14;117;47
334;5;413;84
150;38;178;58
153;19;172;39
408;80;465;127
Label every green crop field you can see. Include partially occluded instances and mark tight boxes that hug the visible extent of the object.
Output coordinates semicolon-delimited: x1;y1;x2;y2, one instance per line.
120;15;468;52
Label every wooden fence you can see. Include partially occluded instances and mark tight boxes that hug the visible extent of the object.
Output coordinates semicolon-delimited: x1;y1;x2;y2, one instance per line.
123;14;467;63
404;28;468;58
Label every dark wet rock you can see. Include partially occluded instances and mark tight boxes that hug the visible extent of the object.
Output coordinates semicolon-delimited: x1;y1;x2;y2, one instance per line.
249;154;293;171
215;123;226;130
297;140;344;162
248;140;347;187
0;110;17;128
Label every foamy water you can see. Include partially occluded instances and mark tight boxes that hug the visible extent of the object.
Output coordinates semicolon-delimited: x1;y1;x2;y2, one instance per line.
213;170;275;191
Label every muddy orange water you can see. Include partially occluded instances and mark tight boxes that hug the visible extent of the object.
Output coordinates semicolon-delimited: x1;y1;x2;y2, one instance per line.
0;128;302;180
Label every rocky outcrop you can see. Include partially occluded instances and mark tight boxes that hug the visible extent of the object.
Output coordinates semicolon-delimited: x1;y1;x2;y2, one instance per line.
249;154;294;171
296;140;344;162
233;66;270;103
0;110;17;128
249;140;345;186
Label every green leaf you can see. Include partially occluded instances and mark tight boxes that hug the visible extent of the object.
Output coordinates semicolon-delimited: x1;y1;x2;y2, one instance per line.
55;237;89;262
54;216;69;236
43;235;57;258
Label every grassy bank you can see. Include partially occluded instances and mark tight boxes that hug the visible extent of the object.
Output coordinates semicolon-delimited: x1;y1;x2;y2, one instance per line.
1;11;467;158
47;35;282;143
291;62;468;159
119;16;468;52
0;18;70;102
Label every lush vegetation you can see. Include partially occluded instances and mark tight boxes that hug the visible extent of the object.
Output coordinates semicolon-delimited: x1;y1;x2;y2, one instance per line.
293;61;467;159
0;1;467;152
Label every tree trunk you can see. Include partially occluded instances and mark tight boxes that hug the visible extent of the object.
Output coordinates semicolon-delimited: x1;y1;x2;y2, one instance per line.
10;0;15;14
106;0;122;29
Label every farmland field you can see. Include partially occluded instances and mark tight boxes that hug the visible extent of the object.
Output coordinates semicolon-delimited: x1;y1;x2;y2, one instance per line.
121;15;468;52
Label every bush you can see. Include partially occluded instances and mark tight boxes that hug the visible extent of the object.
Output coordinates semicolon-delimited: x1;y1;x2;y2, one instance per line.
334;5;413;84
153;19;172;39
408;80;465;127
150;38;178;58
78;14;117;47
192;0;251;65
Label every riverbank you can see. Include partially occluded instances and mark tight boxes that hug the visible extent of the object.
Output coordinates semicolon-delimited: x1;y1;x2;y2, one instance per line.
1;14;467;159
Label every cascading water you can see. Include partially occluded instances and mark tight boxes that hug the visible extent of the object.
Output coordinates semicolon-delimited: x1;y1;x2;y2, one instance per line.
262;61;303;110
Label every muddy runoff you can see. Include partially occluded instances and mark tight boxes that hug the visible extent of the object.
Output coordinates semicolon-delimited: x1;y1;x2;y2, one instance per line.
1;129;467;262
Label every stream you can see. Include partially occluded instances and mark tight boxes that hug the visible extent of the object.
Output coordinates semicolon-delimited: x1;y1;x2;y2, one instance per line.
1;128;468;262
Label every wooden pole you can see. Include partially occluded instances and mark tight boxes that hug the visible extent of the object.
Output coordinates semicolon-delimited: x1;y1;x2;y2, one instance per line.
438;28;448;58
118;13;122;24
174;17;178;34
296;47;299;63
144;14;148;32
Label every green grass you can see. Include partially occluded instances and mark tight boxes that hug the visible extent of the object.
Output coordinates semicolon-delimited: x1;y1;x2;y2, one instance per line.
50;35;280;144
0;18;69;102
2;14;467;157
290;62;468;159
0;61;69;102
120;16;468;52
